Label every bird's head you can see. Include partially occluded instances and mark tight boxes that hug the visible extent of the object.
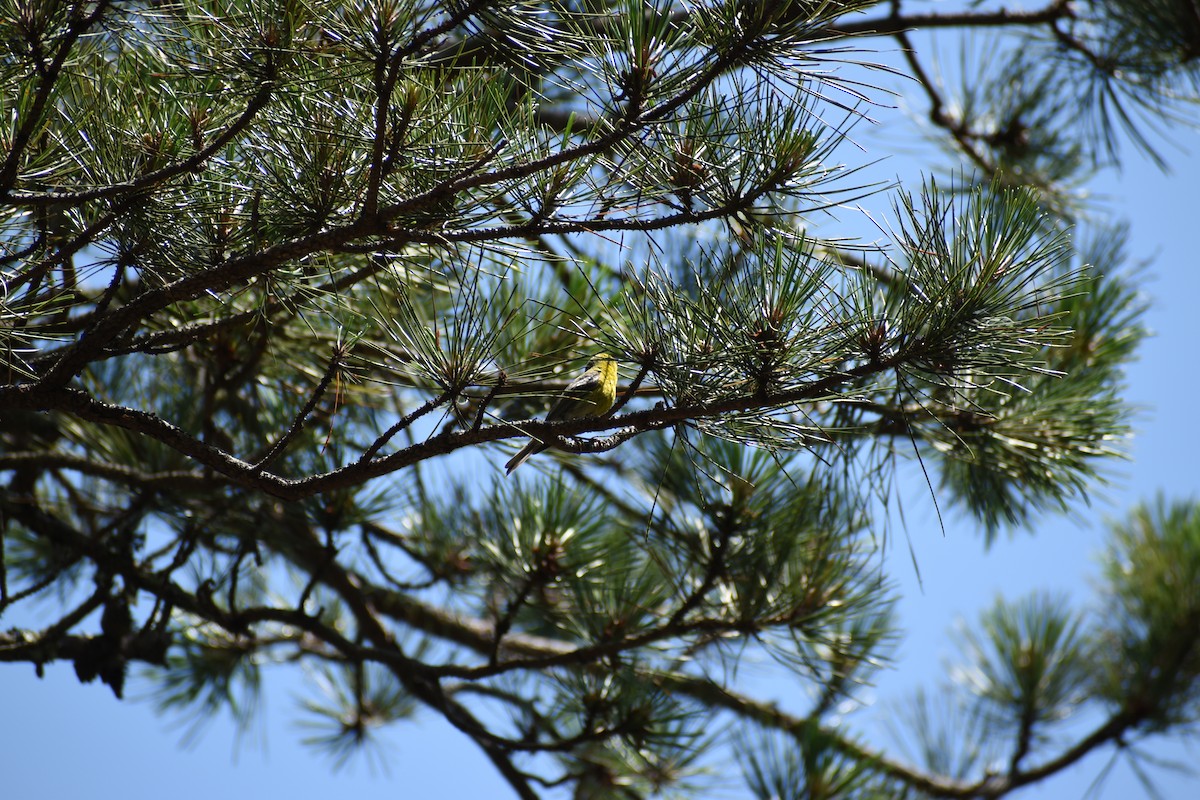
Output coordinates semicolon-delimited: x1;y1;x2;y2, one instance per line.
587;353;618;380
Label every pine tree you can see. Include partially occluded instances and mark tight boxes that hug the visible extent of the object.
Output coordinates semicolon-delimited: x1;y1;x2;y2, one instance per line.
2;2;1198;798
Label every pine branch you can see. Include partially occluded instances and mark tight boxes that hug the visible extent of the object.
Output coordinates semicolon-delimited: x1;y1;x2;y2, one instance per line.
0;0;115;192
3;83;276;207
832;2;1072;38
0;343;925;498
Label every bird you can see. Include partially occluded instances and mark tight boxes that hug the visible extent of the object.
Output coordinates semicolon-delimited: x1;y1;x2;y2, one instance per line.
505;353;619;474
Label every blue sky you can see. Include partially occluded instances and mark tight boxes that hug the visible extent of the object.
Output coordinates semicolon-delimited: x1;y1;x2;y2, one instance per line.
4;39;1200;800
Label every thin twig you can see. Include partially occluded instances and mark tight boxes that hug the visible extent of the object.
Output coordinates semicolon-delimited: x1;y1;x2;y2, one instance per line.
253;349;344;470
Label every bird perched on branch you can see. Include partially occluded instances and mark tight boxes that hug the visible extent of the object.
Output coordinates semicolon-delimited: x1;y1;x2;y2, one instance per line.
505;353;619;474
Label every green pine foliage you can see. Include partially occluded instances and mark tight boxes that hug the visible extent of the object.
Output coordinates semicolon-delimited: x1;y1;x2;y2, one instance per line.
2;1;1197;798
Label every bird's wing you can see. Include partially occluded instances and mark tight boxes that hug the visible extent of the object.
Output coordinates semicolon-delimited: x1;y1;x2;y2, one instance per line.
565;370;602;394
545;369;602;419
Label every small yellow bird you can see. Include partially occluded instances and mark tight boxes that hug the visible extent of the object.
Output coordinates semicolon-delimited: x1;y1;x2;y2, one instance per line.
505;353;619;474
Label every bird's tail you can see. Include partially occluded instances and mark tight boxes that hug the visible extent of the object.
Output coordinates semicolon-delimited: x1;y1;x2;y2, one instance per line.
505;440;547;475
